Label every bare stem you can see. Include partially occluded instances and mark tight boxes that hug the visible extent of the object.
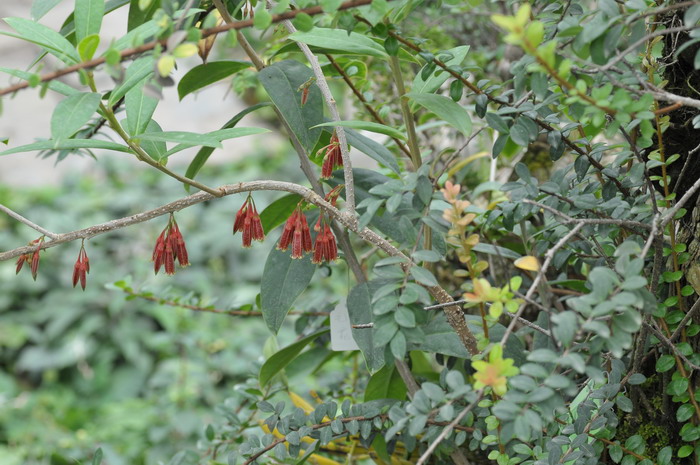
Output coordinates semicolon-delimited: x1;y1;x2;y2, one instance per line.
281;18;356;217
389;55;422;168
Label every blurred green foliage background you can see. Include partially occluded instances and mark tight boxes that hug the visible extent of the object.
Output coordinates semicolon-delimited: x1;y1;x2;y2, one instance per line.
0;151;345;465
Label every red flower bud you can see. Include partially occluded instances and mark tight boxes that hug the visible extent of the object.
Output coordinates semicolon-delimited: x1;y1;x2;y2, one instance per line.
319;132;343;180
152;214;189;275
233;196;265;248
72;243;89;290
312;222;338;264
277;205;312;259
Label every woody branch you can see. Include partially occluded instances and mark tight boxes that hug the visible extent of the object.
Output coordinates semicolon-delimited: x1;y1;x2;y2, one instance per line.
0;179;478;354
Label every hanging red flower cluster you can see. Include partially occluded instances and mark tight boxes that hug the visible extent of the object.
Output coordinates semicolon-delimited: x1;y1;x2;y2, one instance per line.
233;195;265;247
310;187;343;264
11;189;347;288
278;205;312;259
319;131;343;179
15;236;44;280
153;214;189;275
312;223;338;264
72;241;90;290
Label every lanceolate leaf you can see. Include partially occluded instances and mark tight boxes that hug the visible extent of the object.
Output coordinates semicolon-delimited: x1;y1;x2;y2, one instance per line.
312;121;407;141
183;103;271;191
31;0;64;20
162;127;270;157
259;194;302;233
0;139;130;156
135;131;222;148
289;28;387;58
51;92;102;140
259;328;329;386
178;61;252;100
75;0;104;43
2;17;81;64
127;0;160;31
258;60;323;153
407;92;472;138
261;244;316;333
108;57;154;106
125;79;158;136
331;126;400;174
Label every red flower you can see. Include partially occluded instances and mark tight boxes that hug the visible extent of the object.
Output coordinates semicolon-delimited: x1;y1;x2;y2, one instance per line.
319;132;343;179
233;195;265;247
16;237;44;280
278;206;312;259
72;243;90;290
312;223;338;264
153;214;189;275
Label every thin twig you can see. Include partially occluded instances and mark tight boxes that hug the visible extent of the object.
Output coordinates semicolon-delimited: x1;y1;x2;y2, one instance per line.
500;223;584;346
645;321;700;371
416;390;484;465
0;204;59;239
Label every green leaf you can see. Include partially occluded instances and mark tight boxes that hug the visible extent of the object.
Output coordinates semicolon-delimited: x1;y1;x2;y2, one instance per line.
312;121;407;141
253;9;272;29
364;364;406;401
410;266;438;286
471;243;521;260
679;445;693;458
91;448;103;465
177;61;252;100
0;139;131;156
125;79;158;136
183;103;271;190
322;126;400;174
77;34;100;61
136;131;223;148
655;354;675;373
108;57;154;106
138;119;167;160
2;17;81;64
657;447;672;465
115;19;159;49
31;0;65;20
51;92;101;140
261;244;317;333
259;60;324;153
259;328;329;386
412;314;526;364
293;12;314;32
259;194;302;233
163;127;269;156
408;92;472;138
347;283;384;371
0;67;78;96
75;0;104;43
127;0;160;31
289;27;388;58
